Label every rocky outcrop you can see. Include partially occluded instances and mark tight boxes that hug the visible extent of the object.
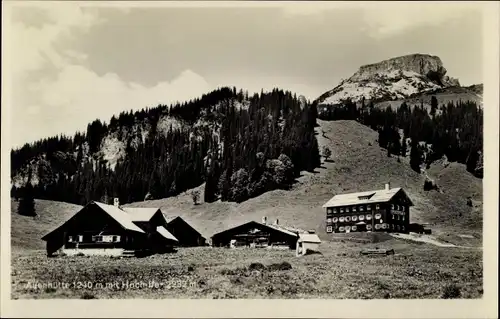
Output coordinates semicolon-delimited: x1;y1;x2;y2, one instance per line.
316;54;461;106
351;54;459;86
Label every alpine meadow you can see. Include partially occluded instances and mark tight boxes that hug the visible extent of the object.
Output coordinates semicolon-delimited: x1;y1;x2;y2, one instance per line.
6;3;493;312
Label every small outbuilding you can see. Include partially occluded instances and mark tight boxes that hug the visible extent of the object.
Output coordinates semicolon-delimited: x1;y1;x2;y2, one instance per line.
296;232;321;256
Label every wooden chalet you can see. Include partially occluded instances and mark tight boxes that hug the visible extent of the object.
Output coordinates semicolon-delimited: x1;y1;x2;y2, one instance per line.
42;199;205;257
322;183;414;234
122;208;206;247
211;217;303;249
163;215;206;247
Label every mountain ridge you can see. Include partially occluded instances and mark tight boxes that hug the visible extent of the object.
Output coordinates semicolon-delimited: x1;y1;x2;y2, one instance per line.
315;53;480;107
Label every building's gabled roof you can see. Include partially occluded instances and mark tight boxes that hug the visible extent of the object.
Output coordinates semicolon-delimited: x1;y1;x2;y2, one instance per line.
156;226;178;242
160;213;205;238
263;222;299;237
42;201;145;240
163;214;180;224
212;220;301;239
298;233;321;243
322;187;414;208
121;207;160;222
93;202;146;233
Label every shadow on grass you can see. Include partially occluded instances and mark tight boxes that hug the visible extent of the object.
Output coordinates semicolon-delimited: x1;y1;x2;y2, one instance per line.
304;250;323;256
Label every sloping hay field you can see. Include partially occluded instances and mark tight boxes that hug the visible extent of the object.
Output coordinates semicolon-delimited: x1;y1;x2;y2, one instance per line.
11;241;482;299
125;120;482;245
11;199;82;250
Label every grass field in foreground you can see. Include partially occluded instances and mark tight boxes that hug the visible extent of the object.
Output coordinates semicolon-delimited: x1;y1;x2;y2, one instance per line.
11;240;482;299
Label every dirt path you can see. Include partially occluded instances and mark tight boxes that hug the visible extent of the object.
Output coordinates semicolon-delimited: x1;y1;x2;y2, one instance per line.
390;233;480;249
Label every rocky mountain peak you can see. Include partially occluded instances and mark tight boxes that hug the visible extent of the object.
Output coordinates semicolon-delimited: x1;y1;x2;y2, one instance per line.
316;53;461;106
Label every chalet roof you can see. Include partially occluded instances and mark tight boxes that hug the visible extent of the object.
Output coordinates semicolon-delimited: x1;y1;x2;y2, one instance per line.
163;214;180;224
93;202;145;233
156;226;178;242
212;220;301;239
322;187;414;208
121;207;160;222
298;233;321;243
263;222;299;237
42;201;146;240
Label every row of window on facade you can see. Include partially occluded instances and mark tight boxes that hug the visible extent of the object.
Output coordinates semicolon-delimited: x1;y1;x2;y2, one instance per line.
68;235;121;243
326;224;406;233
326;213;405;223
327;204;405;214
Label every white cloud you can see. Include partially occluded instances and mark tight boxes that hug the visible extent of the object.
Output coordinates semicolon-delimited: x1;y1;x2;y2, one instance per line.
13;63;211;147
11;4;100;76
282;4;328;17
362;3;478;39
9;4;212;147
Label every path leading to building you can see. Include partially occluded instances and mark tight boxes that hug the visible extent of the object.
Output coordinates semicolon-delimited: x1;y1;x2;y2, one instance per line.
390;233;480;249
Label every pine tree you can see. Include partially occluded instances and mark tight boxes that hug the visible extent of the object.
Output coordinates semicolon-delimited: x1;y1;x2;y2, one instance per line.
18;183;36;216
401;134;407;157
322;146;332;162
430;96;438;116
410;139;422;173
11;185;19;201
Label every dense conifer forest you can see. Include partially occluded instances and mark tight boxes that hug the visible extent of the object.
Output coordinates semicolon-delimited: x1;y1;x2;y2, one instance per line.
11;87;321;206
317;98;483;178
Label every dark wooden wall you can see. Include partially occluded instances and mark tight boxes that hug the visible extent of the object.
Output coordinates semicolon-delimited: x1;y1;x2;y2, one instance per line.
44;203;148;255
212;222;297;248
166;217;206;247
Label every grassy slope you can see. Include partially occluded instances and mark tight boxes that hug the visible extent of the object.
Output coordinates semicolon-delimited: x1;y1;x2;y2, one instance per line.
124;120;482;245
10;120;482;249
11;199;82;251
11;241;482;299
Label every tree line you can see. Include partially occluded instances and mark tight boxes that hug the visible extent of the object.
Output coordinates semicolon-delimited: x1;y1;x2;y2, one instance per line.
11;87;320;206
317;96;483;177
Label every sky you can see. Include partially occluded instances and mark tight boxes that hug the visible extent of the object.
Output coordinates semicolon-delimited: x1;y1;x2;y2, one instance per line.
6;1;485;147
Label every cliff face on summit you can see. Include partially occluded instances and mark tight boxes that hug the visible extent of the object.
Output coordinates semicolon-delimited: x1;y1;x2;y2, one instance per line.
316;54;462;106
351;54;459;86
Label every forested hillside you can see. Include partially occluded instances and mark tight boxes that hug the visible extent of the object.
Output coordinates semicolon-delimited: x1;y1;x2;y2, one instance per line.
11;87;320;206
317;97;483;178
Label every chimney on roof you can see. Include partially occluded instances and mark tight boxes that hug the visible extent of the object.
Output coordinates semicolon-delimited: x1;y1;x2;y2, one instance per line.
274;218;279;225
262;216;267;225
114;198;119;207
385;183;390;191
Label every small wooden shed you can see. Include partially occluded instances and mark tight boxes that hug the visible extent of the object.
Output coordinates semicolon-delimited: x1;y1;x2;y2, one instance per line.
296;233;321;256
